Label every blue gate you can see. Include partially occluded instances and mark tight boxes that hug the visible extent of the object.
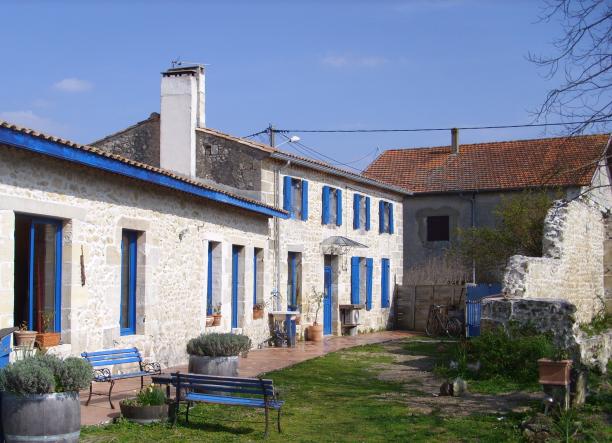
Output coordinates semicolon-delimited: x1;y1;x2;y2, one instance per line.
466;283;502;337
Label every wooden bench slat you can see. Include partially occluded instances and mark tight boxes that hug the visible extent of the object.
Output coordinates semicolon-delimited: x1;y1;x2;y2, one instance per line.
81;348;140;357
185;392;284;409
170;373;273;386
87;357;142;366
178;383;275;396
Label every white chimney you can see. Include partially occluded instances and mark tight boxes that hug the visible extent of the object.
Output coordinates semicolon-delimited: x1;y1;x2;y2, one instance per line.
160;65;205;177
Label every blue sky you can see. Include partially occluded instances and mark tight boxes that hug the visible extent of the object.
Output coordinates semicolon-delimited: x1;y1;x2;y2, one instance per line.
0;0;579;171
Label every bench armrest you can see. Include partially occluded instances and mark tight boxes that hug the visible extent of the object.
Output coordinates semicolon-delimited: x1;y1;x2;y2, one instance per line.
143;362;161;375
93;368;111;382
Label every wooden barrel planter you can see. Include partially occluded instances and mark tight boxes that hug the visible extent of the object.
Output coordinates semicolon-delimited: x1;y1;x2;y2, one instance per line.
119;402;169;424
1;391;81;443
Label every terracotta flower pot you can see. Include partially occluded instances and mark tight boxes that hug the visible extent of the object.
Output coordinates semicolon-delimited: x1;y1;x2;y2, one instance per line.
14;330;37;348
35;332;61;348
205;316;214;327
212;315;222;326
253;308;264;320
537;358;572;385
308;324;323;342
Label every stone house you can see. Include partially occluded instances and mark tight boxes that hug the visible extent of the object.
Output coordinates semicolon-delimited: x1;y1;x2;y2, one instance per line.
0;120;285;367
94;65;407;339
0;65;406;365
363;132;612;283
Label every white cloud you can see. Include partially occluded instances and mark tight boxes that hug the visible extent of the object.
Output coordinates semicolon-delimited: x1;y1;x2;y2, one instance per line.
0;110;64;134
321;54;389;68
53;77;93;93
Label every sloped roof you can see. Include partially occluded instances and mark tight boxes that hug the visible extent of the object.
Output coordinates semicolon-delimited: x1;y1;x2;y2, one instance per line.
196;127;409;195
0;120;288;218
363;134;611;194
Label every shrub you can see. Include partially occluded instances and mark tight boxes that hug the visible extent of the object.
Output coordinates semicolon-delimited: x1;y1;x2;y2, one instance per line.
0;354;93;395
469;325;555;383
186;333;251;357
122;384;166;407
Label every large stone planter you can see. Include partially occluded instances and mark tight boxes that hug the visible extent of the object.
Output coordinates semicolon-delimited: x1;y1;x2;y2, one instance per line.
119;402;169;424
188;355;239;377
1;391;80;443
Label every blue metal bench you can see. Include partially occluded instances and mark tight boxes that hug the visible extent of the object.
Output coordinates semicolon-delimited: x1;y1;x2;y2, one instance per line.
81;347;161;409
171;372;284;437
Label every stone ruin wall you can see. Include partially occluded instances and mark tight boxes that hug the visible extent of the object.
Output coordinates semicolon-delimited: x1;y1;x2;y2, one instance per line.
482;198;611;371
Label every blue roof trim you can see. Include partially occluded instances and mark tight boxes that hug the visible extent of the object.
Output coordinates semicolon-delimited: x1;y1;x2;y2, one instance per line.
0;126;288;219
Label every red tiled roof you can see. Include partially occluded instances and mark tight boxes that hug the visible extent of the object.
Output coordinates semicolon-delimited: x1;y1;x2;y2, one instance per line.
363;134;611;194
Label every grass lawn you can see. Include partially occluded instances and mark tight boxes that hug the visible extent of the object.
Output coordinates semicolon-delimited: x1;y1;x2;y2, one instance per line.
81;341;526;442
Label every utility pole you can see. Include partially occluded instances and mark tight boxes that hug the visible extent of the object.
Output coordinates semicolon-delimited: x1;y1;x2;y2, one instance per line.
268;124;275;148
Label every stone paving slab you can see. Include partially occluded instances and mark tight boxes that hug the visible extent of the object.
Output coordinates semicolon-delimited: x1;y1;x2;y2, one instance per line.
80;330;414;426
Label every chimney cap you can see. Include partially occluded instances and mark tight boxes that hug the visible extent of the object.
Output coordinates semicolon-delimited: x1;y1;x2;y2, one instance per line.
162;65;205;77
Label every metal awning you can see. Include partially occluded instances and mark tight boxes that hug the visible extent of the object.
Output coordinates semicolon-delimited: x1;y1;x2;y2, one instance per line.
321;236;368;248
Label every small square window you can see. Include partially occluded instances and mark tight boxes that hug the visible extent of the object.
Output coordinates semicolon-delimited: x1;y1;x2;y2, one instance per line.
427;216;450;242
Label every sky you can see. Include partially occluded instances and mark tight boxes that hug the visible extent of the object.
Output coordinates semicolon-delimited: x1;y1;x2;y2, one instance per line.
0;0;588;171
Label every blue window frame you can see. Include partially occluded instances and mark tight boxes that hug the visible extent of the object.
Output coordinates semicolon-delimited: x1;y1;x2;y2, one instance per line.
120;230;138;335
353;194;371;230
381;258;390;308
283;176;308;221
206;242;214;316
287;252;301;309
351;256;372;308
253;248;263;306
378;201;394;234
322;186;342;226
17;216;63;333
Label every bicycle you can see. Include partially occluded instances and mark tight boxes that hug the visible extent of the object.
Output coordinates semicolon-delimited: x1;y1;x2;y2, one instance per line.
425;304;463;338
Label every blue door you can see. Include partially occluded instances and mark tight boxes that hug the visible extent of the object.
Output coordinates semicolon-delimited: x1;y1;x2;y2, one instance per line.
231;246;239;329
323;266;332;335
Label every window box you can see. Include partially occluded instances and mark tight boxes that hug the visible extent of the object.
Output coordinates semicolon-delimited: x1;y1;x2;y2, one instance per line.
35;332;61;348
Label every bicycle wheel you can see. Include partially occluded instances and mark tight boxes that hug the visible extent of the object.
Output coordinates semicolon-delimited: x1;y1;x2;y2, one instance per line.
425;310;442;337
446;318;463;338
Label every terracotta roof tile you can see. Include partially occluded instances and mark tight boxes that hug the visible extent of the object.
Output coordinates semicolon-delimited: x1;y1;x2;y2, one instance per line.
363;134;611;194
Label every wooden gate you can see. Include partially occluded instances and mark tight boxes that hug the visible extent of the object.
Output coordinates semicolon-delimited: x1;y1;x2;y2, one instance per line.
395;285;465;331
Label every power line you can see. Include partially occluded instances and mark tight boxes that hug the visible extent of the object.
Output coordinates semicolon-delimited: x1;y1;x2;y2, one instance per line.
272;119;612;134
278;133;363;173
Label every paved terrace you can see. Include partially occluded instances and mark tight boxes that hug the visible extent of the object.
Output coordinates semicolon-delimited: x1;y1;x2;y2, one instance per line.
81;331;413;426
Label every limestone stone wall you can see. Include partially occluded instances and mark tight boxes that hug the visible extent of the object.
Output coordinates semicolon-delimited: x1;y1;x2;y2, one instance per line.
482;297;611;372
503;199;606;323
0;147;273;367
260;159;404;335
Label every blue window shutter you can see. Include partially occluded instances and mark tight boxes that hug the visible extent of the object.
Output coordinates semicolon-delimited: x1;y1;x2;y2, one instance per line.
366;258;373;311
350;257;360;304
389;203;394;234
353;194;361;229
301;180;309;221
379;200;385;233
381;258;390;308
336;189;342;226
365;197;371;231
322;186;330;224
207;243;213;316
283;176;293;217
253;251;257;306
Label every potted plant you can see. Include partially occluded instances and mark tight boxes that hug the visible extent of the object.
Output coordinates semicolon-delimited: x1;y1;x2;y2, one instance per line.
205;315;214;327
212;303;222;326
306;288;324;342
538;348;572;385
13;321;37;348
119;383;168;424
253;303;264;320
35;311;61;348
0;353;92;443
186;332;251;377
